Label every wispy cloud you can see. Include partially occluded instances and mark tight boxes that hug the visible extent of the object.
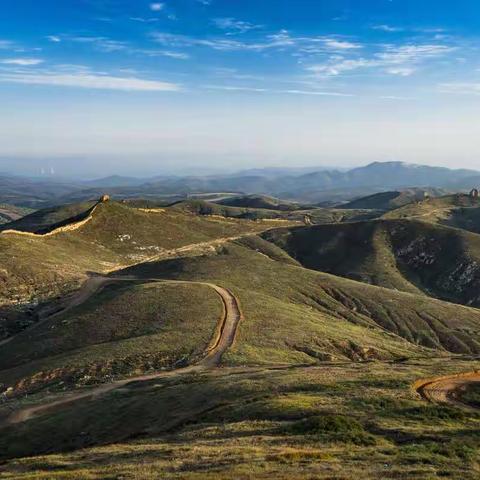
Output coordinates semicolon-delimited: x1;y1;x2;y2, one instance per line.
0;66;180;92
46;35;61;43
204;84;354;96
71;36;128;53
213;17;263;35
307;43;455;77
152;30;361;53
0;58;44;66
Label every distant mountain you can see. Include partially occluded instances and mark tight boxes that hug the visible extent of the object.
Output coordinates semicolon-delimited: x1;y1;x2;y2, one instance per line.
2;162;480;207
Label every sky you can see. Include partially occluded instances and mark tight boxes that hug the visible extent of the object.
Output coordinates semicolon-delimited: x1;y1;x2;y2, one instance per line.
1;0;480;177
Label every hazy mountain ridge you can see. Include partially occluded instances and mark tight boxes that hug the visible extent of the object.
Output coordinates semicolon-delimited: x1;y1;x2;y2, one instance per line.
2;161;480;208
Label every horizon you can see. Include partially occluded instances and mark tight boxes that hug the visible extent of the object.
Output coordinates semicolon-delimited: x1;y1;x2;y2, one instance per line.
2;0;480;175
2;159;480;182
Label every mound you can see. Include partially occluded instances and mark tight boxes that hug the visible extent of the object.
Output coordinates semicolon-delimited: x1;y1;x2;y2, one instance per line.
263;218;480;307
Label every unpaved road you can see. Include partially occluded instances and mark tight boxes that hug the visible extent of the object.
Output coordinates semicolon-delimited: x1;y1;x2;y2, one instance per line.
414;371;480;410
3;278;242;425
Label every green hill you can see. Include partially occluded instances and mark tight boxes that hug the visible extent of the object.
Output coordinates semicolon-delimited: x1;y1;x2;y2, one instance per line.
263;218;480;307
0;200;285;339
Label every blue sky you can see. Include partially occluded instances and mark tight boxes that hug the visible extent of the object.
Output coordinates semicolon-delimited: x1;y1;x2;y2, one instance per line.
1;0;480;176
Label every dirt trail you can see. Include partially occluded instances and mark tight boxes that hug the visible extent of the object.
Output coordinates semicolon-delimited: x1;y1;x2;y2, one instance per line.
414;371;480;410
4;278;242;425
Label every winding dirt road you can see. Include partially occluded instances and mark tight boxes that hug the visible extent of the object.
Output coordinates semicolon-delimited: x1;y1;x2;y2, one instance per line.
3;278;243;425
414;371;480;410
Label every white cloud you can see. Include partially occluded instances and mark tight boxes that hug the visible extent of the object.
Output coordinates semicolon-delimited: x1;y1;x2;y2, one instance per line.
322;39;362;50
213;18;262;35
152;30;359;53
307;43;455;77
150;3;164;11
46;35;61;43
1;58;44;66
0;69;180;92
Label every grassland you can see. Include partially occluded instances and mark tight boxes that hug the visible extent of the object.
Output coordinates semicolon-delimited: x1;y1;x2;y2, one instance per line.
0;281;222;397
1;359;480;478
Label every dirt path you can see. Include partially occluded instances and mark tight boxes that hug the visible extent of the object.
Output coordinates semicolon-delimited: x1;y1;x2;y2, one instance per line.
3;279;242;425
414;371;480;410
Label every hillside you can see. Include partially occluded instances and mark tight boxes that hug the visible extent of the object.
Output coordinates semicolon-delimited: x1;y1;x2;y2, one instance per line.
263;218;480;307
172;199;380;224
3;235;480;402
343;188;448;211
215;194;306;211
0;200;287;339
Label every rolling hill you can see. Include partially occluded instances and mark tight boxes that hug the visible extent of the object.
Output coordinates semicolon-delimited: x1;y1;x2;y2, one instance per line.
1;191;480;477
263;216;480;307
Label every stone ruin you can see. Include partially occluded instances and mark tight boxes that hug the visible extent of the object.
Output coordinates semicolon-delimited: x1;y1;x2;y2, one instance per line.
99;194;110;203
470;189;479;199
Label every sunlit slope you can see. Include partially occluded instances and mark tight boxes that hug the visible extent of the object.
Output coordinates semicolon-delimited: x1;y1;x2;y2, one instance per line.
0;201;276;322
263;218;480;307
383;194;480;232
118;237;480;361
0;281;222;396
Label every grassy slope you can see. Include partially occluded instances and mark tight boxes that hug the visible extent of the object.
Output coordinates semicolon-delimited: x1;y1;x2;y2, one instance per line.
118;238;480;360
1;360;480;478
0;201;277;308
0;282;222;396
263;218;480;307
